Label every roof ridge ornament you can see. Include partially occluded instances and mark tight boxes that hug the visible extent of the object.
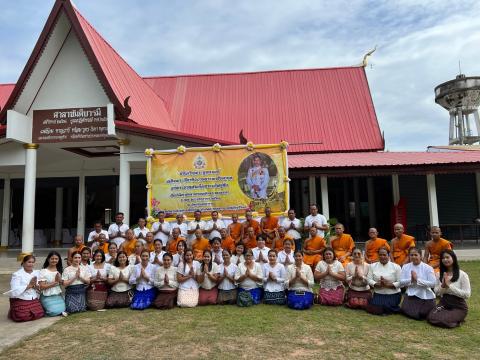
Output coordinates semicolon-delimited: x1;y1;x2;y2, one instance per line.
361;45;377;67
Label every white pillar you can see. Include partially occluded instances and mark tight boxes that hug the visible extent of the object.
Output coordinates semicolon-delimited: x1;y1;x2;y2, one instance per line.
474;111;480;140
54;187;63;245
118;139;130;224
77;174;85;239
449;112;455;144
367;177;376;227
458;109;464;145
475;172;480;217
20;144;39;258
320;176;329;220
426;174;439;227
1;177;11;248
308;176;317;205
392;174;400;206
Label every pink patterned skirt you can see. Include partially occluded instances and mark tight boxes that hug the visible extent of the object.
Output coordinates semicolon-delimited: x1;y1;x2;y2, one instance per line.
318;286;344;306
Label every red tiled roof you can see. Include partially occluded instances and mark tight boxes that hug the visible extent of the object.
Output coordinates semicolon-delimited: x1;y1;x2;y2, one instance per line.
288;151;480;168
0;84;14;110
144;67;384;154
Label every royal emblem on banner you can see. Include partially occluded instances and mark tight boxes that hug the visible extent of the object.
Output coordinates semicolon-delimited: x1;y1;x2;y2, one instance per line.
193;154;207;169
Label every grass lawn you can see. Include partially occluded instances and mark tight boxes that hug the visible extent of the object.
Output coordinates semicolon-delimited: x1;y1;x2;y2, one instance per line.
1;261;479;360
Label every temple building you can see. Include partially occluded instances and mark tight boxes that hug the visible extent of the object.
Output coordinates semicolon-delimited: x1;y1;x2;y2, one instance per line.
1;0;479;258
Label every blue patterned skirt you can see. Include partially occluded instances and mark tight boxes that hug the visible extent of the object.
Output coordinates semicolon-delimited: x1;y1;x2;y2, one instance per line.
287;290;314;310
367;292;402;315
131;288;157;310
40;294;66;316
238;288;263;305
65;284;87;314
263;291;286;305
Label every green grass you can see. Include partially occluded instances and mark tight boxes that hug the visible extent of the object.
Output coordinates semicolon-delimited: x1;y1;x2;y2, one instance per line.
1;261;479;360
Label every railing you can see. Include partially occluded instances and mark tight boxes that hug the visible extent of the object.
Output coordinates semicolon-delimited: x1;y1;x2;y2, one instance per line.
413;224;480;245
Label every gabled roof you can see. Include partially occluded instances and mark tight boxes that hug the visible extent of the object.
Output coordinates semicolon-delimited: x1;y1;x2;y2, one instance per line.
144;66;384;153
0;84;14;111
0;0;174;131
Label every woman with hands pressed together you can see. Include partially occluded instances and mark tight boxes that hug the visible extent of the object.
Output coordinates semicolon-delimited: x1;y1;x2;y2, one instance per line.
263;250;287;305
86;249;110;311
150;239;166;266
62;251;91;314
38;251;66;317
285;250;315;310
153;253;178;309
365;247;402;315
217;249;238;305
345;247;371;309
198;249;220;305
314;247;346;306
129;249;157;310
106;251;134;308
176;249;201;308
235;248;264;306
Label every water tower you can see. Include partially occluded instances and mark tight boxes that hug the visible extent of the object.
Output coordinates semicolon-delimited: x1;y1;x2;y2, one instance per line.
435;75;480;145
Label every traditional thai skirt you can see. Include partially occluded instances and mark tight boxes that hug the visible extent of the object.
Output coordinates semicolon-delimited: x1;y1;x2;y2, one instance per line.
263;290;286;305
177;288;199;308
427;294;468;328
8;298;44;322
106;290;133;308
198;287;218;305
318;286;344;306
65;284;87;314
86;282;108;311
40;294;65;316
345;289;372;309
286;290;314;310
130;287;157;310
153;289;178;310
401;295;435;320
217;289;238;305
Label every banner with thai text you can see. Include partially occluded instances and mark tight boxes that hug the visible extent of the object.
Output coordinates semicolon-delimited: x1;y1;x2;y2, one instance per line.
145;143;289;219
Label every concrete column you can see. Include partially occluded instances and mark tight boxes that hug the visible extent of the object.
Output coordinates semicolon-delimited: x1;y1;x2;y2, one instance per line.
320;176;329;220
426;174;439;227
308;176;317;205
54;187;63;245
458;109;464;145
1;177;11;249
118;139;130;224
77;174;86;239
20;144;39;259
475;172;480;217
449;112;455;144
474;111;480;139
367;177;376;227
392;174;400;206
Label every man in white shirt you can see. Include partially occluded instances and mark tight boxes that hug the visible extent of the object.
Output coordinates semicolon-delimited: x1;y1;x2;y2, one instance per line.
303;204;328;238
87;221;109;248
151;211;171;248
133;218;148;240
187;210;206;245
107;212;129;247
280;209;302;250
204;211;226;240
170;213;188;238
252;236;270;265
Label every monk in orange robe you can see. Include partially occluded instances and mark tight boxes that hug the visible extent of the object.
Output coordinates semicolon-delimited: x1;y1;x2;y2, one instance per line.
191;229;211;260
241;211;261;239
220;228;236;253
144;232;155;252
67;235;86;265
423;226;452;272
272;227;294;252
303;227;326;270
330;223;355;267
227;214;242;243
391;223;415;266
260;207;279;248
364;228;390;263
243;226;258;250
166;228;185;254
92;233;109;254
120;229;137;256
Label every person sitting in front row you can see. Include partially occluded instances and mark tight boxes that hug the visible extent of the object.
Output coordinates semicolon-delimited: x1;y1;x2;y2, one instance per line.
285;250;315;310
314;247;345;306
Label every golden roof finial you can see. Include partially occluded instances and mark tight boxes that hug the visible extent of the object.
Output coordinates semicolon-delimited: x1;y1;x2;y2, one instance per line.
361;45;377;67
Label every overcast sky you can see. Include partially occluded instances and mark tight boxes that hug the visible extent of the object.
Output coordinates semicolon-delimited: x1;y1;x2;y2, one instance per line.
1;0;479;150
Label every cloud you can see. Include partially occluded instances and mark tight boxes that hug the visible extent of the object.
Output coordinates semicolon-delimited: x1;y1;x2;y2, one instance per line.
1;0;479;150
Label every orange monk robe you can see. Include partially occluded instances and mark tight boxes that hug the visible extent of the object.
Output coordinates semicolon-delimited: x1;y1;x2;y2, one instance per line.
273;234;294;252
228;223;242;243
145;242;155;253
167;237;186;254
69;244;86;257
122;239;137;257
365;238;390;263
221;236;236;253
261;216;279;247
243;235;257;250
426;238;452;272
242;220;261;236
303;236;326;269
392;234;415;265
331;234;355;267
192;238;211;260
97;242;109;255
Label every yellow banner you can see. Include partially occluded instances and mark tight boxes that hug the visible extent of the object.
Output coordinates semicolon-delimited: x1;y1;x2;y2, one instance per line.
145;143;289;218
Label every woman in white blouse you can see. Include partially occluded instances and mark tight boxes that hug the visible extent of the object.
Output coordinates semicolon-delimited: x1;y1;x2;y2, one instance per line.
62;251;91;314
231;243;245;266
105;242;118;264
176;249;201;308
277;239;294;268
153;253;178;309
345;247;371;309
106;251;134;308
150;239;166;266
38;251;66;316
8;255;44;322
235;249;264;306
428;249;471;328
285;250;315;310
87;249;110;311
314;247;346;306
217;249;238;305
129;249;157;310
172;240;187;267
197;250;220;305
366;247;402;315
263;250;287;305
400;247;436;320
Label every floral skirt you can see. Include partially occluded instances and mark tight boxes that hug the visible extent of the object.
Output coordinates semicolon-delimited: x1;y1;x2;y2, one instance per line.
345;289;372;309
287;290;314;310
40;294;66;316
65;284;87;314
131;288;157;310
238;288;262;305
9;298;44;322
177;288;199;308
318;286;344;306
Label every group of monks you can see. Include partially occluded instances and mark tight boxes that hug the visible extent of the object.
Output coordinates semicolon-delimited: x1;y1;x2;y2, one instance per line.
70;205;452;272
